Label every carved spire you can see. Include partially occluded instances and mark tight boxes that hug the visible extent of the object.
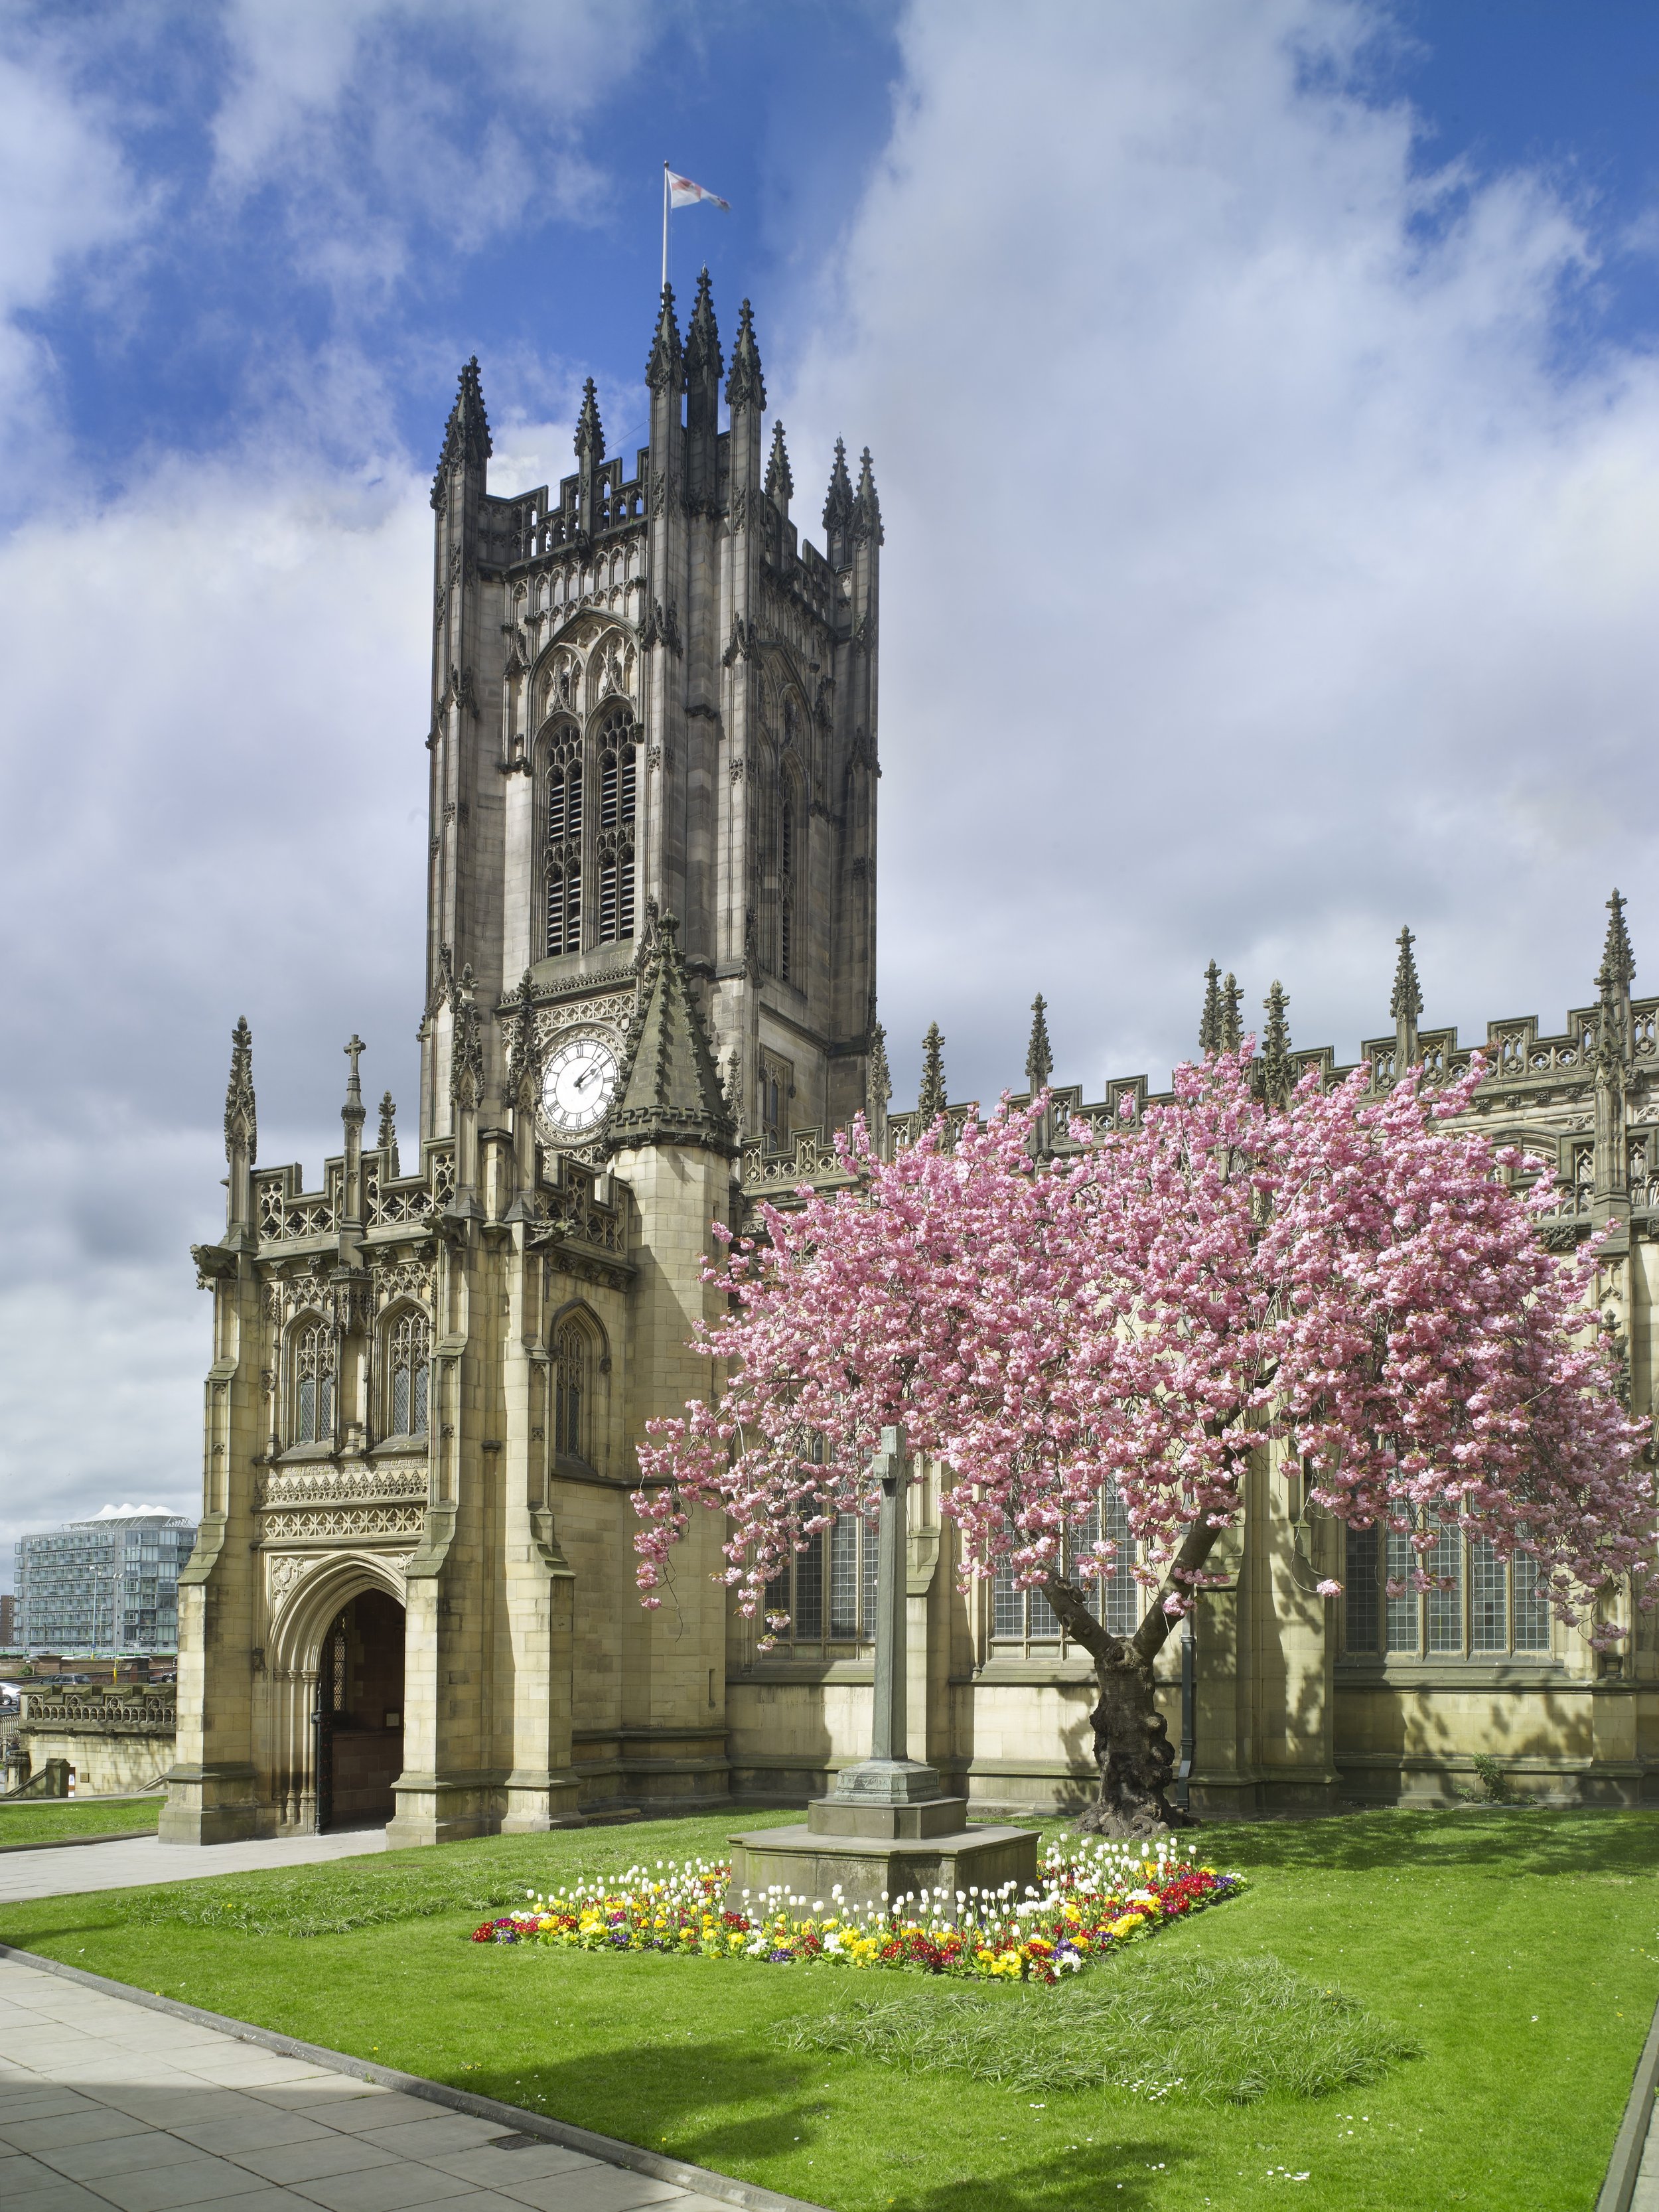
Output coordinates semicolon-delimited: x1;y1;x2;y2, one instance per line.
1025;994;1052;1092
574;376;605;465
685;266;723;384
1390;926;1423;1024
916;1022;947;1126
823;437;855;536
1258;982;1293;1108
725;296;764;411
224;1016;256;1166
433;356;491;500
765;418;794;507
1390;924;1421;1077
504;969;540;1114
1198;961;1223;1058
645;282;685;394
867;1020;892;1114
377;1090;399;1177
1599;887;1635;995
604;914;736;1157
450;963;484;1114
853;446;884;546
1222;972;1243;1055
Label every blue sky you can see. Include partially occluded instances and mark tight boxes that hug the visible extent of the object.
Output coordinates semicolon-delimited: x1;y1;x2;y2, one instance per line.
28;4;1659;491
9;0;1659;1552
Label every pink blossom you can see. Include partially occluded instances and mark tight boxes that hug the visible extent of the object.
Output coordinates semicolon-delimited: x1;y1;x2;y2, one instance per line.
632;1051;1654;1649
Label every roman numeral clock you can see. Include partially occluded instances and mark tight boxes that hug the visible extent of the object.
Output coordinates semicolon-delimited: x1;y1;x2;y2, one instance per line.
540;1025;620;1141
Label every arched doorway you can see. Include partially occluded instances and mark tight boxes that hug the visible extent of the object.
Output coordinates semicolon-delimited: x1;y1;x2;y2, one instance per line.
314;1589;405;1829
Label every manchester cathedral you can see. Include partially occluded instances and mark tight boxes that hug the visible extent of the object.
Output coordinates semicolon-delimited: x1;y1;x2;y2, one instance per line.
163;281;1656;1846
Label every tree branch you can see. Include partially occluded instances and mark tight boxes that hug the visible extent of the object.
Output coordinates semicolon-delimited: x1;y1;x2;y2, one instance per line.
1131;1505;1229;1666
1040;1572;1130;1668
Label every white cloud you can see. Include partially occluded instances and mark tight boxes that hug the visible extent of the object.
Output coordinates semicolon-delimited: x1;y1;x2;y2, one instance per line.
211;0;658;294
0;445;437;1564
0;32;143;499
780;0;1659;1107
0;406;583;1572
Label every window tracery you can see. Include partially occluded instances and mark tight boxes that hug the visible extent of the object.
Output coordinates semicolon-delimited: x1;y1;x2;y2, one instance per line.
553;1315;595;1462
291;1317;335;1445
385;1309;430;1439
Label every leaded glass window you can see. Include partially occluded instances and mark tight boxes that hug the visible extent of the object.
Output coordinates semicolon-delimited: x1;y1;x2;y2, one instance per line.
293;1320;334;1445
1345;1511;1555;1659
387;1310;429;1438
553;1317;591;1462
991;1482;1139;1650
762;1439;876;1647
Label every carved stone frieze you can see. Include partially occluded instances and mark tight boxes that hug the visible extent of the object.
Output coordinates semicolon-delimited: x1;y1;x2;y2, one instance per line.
370;1254;436;1311
257;1465;427;1509
262;1504;426;1542
533;993;636;1057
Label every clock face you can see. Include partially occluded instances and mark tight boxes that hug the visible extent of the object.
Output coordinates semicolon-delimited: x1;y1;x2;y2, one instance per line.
541;1029;620;1140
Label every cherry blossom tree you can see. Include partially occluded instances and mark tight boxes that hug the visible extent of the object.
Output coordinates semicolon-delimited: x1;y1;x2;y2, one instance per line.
634;1049;1654;1836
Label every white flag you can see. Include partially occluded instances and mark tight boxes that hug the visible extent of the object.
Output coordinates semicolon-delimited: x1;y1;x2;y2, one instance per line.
668;169;730;212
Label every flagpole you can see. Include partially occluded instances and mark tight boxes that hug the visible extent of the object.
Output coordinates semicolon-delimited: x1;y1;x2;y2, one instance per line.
661;161;669;295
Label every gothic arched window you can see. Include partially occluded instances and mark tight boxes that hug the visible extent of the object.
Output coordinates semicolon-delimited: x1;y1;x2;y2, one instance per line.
595;707;638;945
553;1315;595;1462
291;1318;335;1445
385;1309;430;1438
543;725;583;955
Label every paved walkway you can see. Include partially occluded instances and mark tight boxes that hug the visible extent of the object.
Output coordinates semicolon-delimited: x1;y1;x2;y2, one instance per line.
1634;2101;1659;2211
0;1830;388;1907
0;1955;737;2212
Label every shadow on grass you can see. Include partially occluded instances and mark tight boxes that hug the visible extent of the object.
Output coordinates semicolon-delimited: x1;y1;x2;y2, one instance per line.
1186;1805;1659;1877
460;2030;1179;2211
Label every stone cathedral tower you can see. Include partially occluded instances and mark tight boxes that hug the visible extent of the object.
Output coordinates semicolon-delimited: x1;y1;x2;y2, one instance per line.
423;271;880;1157
163;281;885;1845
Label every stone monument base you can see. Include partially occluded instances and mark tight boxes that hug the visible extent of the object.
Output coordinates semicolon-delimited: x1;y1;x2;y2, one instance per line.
727;1801;1039;1917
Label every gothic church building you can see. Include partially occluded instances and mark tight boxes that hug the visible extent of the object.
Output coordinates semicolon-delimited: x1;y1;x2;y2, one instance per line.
163;284;1655;1844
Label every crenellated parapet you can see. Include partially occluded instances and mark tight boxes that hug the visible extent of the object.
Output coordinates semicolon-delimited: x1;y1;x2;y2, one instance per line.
743;893;1659;1246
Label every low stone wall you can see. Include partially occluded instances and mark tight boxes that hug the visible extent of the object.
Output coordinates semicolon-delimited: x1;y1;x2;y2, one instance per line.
17;1690;177;1797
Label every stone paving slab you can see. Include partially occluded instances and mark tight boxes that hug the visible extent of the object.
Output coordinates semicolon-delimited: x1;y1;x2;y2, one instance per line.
0;1828;390;1905
0;1953;824;2212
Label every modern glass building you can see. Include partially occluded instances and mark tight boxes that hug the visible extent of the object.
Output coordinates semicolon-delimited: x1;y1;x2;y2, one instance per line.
14;1512;197;1655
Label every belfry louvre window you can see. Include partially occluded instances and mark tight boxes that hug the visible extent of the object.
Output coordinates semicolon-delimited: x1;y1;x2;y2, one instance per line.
292;1321;335;1445
544;733;583;955
553;1318;592;1461
991;1485;1139;1649
595;710;638;945
763;1440;877;1645
387;1311;430;1438
1342;1515;1551;1658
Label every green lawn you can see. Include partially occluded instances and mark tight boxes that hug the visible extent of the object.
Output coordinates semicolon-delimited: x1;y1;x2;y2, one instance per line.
0;1806;1653;2211
0;1795;161;1844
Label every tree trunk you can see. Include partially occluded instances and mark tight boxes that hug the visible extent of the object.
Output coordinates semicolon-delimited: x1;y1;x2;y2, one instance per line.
1043;1507;1227;1838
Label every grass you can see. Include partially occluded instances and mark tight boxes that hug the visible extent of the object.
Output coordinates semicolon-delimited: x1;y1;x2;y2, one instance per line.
0;1795;161;1844
788;1955;1421;2104
0;1805;1653;2211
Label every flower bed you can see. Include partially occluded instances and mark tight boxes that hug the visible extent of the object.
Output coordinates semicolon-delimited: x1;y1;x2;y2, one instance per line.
470;1836;1246;1984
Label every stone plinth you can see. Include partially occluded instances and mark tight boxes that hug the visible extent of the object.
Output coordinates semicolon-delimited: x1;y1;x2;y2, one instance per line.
727;1812;1039;1917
